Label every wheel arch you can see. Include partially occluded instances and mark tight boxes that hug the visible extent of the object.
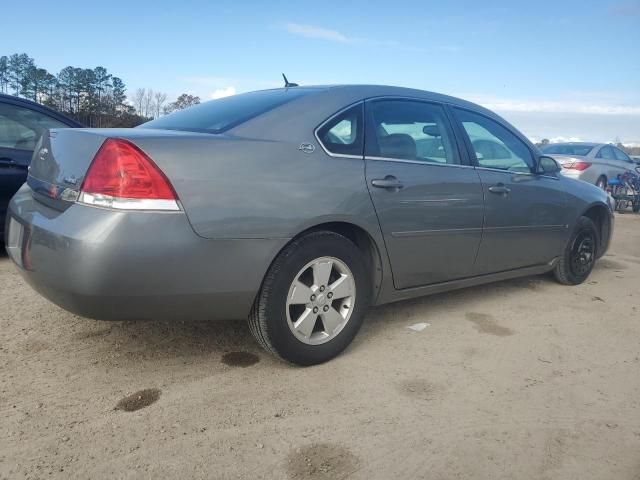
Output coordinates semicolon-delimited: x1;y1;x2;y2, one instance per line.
579;202;612;257
260;220;386;305
298;221;384;302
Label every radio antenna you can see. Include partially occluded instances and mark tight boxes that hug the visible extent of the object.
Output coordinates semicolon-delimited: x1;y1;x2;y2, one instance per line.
282;73;299;88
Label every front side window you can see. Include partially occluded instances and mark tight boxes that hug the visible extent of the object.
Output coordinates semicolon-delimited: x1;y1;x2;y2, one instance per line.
316;104;363;156
0;103;69;151
367;100;458;164
454;108;534;173
596;146;615;160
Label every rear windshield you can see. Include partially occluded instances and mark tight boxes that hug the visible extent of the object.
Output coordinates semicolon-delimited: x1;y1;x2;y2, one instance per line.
140;88;320;133
542;144;594;156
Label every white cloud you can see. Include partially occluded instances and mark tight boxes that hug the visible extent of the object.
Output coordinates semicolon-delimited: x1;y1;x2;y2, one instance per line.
283;23;355;43
281;22;458;53
493;100;639;115
549;136;583;143
210;86;236;100
463;95;640;116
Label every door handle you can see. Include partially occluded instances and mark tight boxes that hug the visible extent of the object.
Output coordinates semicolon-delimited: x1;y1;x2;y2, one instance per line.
371;176;404;190
0;157;16;166
489;184;511;195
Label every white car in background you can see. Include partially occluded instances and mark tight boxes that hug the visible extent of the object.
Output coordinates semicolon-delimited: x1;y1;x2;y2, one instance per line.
542;142;636;189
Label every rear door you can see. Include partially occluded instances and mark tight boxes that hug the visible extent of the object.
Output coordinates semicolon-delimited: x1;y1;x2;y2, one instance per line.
364;98;484;289
612;146;635;174
452;107;569;274
595;145;622;180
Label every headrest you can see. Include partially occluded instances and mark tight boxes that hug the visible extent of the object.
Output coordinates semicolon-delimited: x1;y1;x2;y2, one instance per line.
379;133;417;160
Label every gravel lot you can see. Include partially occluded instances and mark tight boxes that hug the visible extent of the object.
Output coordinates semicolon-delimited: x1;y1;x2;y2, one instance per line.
1;214;639;479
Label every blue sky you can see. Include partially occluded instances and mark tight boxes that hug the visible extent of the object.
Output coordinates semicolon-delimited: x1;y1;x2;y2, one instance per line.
2;0;639;143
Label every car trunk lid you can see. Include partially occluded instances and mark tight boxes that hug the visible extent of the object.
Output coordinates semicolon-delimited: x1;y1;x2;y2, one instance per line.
26;128;206;210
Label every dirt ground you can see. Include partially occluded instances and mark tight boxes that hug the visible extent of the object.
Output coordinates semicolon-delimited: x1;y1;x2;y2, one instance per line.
1;215;639;480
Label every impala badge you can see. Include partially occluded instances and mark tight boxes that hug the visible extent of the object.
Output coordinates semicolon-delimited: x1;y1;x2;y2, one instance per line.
298;143;315;154
38;147;49;161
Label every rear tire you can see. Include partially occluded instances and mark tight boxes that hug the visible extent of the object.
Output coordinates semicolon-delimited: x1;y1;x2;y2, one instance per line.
596;176;607;190
553;216;599;285
249;231;371;366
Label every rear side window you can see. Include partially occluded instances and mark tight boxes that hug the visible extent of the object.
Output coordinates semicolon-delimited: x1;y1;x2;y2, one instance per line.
316;104;363;156
613;147;631;162
141;88;319;133
0;103;69;151
366;100;459;164
454;108;534;173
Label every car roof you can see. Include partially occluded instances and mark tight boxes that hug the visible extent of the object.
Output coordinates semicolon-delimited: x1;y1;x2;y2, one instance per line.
0;93;83;127
266;84;493;110
229;84;532;148
547;142;601;147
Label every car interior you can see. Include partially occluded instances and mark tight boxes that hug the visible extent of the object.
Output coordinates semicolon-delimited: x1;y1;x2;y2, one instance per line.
372;103;454;164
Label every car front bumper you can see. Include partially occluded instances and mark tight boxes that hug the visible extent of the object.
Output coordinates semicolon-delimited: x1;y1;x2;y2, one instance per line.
5;185;288;321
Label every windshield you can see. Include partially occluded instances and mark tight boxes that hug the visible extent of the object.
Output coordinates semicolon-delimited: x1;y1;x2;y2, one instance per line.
542;144;594;156
140;88;321;133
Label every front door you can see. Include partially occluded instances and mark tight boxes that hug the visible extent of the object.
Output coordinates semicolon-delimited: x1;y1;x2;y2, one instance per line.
452;107;569;274
364;99;484;289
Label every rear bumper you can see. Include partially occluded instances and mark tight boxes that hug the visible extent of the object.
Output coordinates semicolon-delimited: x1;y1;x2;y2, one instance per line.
6;185;288;321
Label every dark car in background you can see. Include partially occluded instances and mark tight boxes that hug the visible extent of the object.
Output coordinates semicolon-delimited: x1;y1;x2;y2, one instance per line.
0;94;82;239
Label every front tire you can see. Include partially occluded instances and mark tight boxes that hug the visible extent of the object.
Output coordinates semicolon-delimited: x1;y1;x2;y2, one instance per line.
249;231;371;366
553;216;599;285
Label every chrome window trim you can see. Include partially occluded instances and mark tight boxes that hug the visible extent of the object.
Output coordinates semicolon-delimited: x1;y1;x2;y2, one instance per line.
364;156;559;179
314;101;365;159
474;166;560;180
365;156;475;169
314;96;472;160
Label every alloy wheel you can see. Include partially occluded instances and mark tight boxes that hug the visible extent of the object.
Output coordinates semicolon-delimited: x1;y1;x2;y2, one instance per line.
286;256;356;345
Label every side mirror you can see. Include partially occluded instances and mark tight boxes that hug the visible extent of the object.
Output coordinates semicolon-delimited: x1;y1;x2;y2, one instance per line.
538;155;561;175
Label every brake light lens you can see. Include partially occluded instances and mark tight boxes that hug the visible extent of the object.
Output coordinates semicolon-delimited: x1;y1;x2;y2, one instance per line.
79;138;179;211
562;161;592;171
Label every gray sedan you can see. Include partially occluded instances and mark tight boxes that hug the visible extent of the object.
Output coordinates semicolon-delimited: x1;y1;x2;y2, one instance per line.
5;85;613;365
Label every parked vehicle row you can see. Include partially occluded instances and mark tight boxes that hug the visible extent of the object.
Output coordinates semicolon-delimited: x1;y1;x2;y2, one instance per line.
0;94;82;240
5;85;613;365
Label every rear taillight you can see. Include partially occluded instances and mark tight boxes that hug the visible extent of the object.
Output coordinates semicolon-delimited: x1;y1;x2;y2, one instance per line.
563;161;592;171
79;138;179;211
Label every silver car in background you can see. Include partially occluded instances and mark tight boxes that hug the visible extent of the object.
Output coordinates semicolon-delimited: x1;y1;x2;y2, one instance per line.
6;85;614;365
542;142;637;189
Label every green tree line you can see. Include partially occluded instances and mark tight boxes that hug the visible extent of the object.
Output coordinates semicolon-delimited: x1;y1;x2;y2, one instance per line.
0;53;155;127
